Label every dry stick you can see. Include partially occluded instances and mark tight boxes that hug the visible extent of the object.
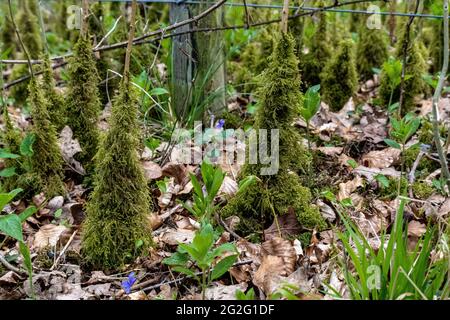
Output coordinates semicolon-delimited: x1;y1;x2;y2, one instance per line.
242;0;250;29
3;0;379;89
281;0;290;33
432;0;450;193
0;253;26;275
397;0;420;118
50;230;78;271
81;0;90;38
123;0;138;85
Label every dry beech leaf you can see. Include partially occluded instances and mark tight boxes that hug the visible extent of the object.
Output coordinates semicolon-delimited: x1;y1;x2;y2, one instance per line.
263;267;312;297
264;208;302;241
218;176;238;196
205;283;247;300
317;200;336;222
160;228;195;246
316;146;343;157
33;224;69;250
58;126;85;175
361;148;401;169
407;220;427;238
438;198;450;218
142;161;162;180
337;176;364;201
161;162;191;185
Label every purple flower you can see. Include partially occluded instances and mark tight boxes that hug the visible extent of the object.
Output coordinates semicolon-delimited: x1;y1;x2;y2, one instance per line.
215;119;225;129
122;272;137;294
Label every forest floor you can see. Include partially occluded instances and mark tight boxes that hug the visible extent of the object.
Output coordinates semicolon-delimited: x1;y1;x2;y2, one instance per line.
1;75;449;300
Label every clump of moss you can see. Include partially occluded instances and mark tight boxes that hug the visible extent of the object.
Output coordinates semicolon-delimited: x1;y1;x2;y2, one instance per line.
378;176;408;200
65;36;101;170
300;4;332;88
379;23;428;114
81;82;153;270
28;78;65;198
412;181;434;200
41;54;65;132
321;39;358;112
404;146;437;178
356;28;388;81
221;33;326;239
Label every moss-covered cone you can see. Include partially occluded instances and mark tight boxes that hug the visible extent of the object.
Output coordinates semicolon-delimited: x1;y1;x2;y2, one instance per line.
357;29;388;81
28;78;65;198
221;33;326;238
81;82;152;270
66;36;101;169
379;24;428;114
41;54;65;132
300;6;332;88
321;39;358;112
1;107;22;192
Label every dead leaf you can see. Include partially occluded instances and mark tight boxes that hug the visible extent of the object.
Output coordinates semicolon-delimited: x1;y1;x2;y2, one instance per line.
407;220;427;238
142;161;163;180
263;267;312;297
205;283;247;300
337;176;364;201
316;147;343;157
160;228;195;246
361;148;401;169
264;208;302;241
58;126;85;175
317;200;336;222
33;224;70;250
218;176;238;196
0;271;21;286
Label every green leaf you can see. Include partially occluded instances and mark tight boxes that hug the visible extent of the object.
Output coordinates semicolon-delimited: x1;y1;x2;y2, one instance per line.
0;167;17;177
375;174;390;188
163;251;189;266
0;214;23;242
384;139;401;149
301;85;321;122
0;149;20;159
341;198;353;207
20;133;35;157
18;206;37;222
347;159;358;169
238;175;257;193
321;190;336;202
172;266;199;281
19;241;32;278
150;87;169;96
0;188;23;211
211;255;237;280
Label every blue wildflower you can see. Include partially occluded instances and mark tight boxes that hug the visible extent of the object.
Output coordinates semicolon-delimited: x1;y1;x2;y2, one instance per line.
122;272;137;294
215;119;225;129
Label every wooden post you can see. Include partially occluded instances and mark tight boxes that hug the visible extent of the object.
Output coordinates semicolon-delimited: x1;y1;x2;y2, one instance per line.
170;1;226;122
169;2;194;120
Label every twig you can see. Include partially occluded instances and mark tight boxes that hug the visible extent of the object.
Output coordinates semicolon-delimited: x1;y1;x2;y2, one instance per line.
0;253;26;276
215;213;243;241
242;0;250;29
50;230;78;271
94;16;123;49
281;0;290;33
123;0;138;85
81;0;90;38
397;0;420;117
432;0;450;192
140;259;253;293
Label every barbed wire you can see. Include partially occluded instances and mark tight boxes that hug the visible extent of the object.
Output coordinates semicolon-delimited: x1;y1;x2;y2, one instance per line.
98;0;447;20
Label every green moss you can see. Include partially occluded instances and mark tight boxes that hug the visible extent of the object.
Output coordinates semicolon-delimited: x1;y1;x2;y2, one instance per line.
0;3;17;54
412;181;434;200
41;54;65;132
221;33;326;239
297;232;312;248
28;78;65;198
404;146;437;178
379;23;428;114
221;111;243;129
378;176;408;200
300;4;332;88
356;29;388;81
81;82;153;270
66;36;101;170
321;39;358;112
